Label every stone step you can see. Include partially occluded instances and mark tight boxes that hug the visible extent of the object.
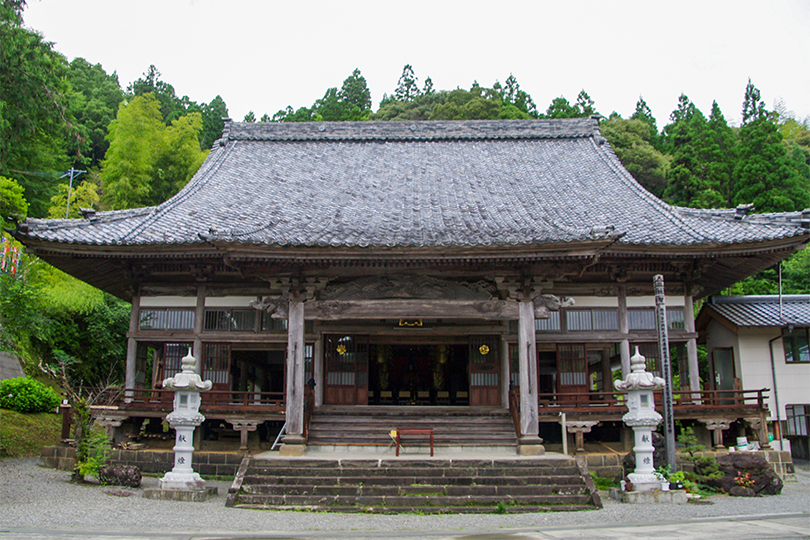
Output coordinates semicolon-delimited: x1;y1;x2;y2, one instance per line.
242;483;587;497
235;493;593;508
242;474;585;487
233;503;596;514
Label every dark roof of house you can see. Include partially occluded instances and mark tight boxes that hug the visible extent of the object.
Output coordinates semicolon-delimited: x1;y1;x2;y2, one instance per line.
14;118;810;251
700;295;810;328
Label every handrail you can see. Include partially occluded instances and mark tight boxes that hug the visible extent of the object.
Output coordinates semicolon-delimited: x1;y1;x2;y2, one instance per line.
303;385;315;441
508;387;521;437
116;388;286;411
535;388;769;414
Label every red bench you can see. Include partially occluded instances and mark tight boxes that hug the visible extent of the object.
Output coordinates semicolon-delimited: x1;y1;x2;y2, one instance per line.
395;428;434;457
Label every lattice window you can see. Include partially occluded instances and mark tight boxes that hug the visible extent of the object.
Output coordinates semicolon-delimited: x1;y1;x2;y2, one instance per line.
558;344;587;386
139;309;194;331
204;309;256;332
164;342;192;379
203;343;230;384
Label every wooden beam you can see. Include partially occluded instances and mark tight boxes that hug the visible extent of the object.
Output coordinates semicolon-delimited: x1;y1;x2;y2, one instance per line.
304;299;518;320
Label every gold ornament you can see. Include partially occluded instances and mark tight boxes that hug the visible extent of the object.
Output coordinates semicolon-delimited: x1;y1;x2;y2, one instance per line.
479;344;490;356
336;344;347;355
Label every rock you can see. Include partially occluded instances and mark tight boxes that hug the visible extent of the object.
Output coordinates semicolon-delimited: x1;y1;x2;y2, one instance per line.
708;453;782;496
729;485;757;497
98;464;142;488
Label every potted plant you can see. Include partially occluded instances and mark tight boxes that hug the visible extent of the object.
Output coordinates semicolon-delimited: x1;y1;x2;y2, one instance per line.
668;470;685;490
654;465;671;491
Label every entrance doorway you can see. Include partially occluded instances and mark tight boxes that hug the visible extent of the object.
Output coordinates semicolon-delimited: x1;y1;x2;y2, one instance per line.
365;343;473;406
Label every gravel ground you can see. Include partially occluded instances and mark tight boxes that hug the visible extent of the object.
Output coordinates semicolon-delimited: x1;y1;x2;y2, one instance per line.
0;457;808;536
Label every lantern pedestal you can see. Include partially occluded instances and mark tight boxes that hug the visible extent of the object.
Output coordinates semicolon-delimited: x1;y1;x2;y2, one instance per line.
614;347;666;493
143;350;213;501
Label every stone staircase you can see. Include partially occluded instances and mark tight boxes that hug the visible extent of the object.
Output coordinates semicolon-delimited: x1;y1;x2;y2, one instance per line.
306;405;518;450
226;456;602;513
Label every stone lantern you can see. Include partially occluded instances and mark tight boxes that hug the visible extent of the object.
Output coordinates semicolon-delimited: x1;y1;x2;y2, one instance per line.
614;347;665;492
159;349;212;491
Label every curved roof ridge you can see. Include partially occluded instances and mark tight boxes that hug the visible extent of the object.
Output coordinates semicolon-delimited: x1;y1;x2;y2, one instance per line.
117;142;234;243
225;117;600;143
589;137;737;244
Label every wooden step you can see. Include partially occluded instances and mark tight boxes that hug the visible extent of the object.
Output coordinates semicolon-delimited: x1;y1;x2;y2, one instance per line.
307;406;518;448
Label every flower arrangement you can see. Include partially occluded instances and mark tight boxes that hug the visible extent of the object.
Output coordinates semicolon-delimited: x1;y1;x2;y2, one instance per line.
734;471;755;489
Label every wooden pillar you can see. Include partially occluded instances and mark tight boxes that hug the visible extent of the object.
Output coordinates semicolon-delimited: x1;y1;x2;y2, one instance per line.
313;336;324;408
518;299;544;455
618;285;631;378
280;298;306;455
684;292;701;396
193;285;205;374
500;335;510;408
124;293;140;402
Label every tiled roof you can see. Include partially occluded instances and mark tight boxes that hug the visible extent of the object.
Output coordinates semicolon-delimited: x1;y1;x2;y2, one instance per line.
15;118;810;250
704;295;810;327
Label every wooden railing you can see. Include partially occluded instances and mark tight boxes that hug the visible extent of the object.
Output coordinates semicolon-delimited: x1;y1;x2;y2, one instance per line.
536;388;768;415
508;387;521;437
118;388;285;412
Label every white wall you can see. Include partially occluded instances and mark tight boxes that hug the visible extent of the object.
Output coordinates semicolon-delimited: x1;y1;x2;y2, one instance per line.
738;327;810;421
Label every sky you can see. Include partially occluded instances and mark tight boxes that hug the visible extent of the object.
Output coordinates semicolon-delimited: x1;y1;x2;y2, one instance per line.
22;0;810;127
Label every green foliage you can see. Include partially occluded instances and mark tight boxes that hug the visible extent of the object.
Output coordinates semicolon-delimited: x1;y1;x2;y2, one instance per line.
600;117;668;197
662;99;731;208
100;94;162;209
733;80;810;213
47;179;100;219
0;265;48;361
272;69;372;123
0;175;29;226
128;65;227;150
100;94;207;209
150;112;208;203
0;408;61;458
630;97;660;149
66;58;124;169
394;64;422;102
0;376;60;413
75;424;112;481
0;6;71;217
542;96;579;119
589;471;619;491
677;426;723;483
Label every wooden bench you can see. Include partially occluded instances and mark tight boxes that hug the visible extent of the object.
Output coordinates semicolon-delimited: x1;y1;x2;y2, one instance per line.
395;428;434;457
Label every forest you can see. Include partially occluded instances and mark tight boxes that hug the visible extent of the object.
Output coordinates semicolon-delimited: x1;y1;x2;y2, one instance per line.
1;0;809;385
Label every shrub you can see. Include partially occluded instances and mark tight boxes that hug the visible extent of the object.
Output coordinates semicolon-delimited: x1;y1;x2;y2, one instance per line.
0;377;60;413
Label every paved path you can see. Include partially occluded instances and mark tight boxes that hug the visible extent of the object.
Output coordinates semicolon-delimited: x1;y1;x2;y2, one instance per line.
0;457;807;539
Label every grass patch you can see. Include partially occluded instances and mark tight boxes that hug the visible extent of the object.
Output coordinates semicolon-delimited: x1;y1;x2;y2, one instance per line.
0;408;61;458
590;471;619;491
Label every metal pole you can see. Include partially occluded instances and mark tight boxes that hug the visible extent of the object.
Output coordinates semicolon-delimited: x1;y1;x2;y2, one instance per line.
61;168;85;218
654;275;677;470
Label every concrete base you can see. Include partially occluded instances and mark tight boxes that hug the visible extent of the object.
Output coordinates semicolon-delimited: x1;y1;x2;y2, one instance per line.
278;444;307;456
159;471;206;490
609;487;688;504
143;486;218;502
517;434;546;456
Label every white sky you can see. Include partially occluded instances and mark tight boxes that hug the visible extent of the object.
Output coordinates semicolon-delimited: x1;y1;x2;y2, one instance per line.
23;0;810;127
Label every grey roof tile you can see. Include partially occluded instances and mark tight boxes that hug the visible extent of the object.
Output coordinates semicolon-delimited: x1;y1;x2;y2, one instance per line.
706;295;810;327
16;119;809;250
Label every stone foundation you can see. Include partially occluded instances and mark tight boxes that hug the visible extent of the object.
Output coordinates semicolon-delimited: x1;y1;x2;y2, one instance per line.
40;446;243;477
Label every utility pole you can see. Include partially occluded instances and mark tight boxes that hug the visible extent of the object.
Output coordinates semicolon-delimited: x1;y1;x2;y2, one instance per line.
60;168;86;219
